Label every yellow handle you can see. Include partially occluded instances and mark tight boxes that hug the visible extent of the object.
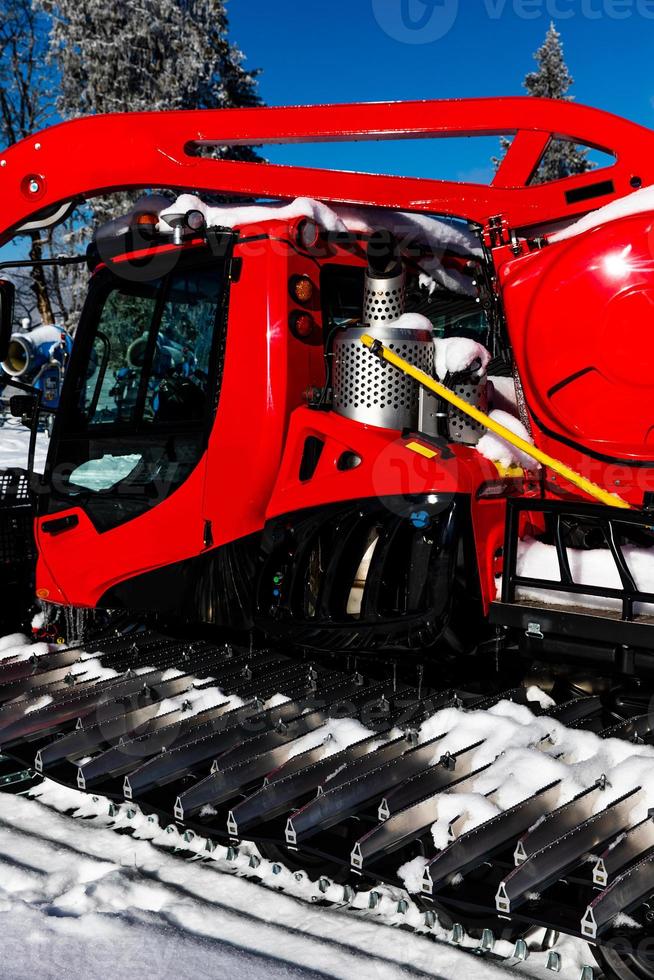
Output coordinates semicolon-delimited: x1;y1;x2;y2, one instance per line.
360;333;632;511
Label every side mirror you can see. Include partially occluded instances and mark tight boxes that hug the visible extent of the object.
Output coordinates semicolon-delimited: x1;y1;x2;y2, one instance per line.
0;279;15;362
9;393;37;420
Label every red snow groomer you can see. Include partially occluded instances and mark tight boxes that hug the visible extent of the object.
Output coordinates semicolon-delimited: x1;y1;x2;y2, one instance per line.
2;99;654;978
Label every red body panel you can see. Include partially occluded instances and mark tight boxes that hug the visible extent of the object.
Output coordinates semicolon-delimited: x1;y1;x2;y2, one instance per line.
2;98;654;239
498;213;654;504
33;206;498;610
35;218;327;606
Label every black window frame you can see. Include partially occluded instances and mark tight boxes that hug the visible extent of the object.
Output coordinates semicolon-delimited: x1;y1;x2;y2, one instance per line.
39;236;235;526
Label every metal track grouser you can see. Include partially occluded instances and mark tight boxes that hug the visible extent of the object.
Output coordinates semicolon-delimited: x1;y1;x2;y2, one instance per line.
4;97;654;978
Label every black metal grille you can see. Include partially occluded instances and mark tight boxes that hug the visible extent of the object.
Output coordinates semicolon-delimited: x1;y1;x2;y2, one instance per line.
256;494;463;652
0;469;30;506
501;498;654;622
0;468;35;586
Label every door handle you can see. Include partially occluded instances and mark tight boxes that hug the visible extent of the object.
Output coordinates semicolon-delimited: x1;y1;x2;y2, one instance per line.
41;514;79;536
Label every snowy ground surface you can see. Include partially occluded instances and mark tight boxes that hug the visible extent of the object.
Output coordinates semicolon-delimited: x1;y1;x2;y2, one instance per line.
0;785;523;980
0;420;601;980
0;418;49;471
0;779;599;980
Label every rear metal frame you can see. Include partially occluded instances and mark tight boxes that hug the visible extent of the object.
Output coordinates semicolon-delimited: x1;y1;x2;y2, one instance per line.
2;98;654;243
500;498;654;621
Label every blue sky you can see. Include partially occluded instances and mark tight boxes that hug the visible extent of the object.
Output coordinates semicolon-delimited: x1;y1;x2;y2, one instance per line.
229;0;654;182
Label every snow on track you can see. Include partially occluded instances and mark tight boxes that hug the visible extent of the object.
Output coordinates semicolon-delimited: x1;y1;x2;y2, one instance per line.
0;781;598;980
0;786;476;980
0;633;608;979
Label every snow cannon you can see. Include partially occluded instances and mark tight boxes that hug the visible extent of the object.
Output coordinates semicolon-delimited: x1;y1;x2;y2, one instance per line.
126;332;191;377
1;324;73;409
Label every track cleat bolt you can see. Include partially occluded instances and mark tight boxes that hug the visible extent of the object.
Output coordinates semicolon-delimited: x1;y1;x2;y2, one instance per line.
480;929;495;952
183;830;195;844
294;871;306;883
496;881;511;912
513;939;529;962
581;907;598;941
108;803;118;818
579;969;595;980
424;910;437;929
547;952;562;973
318;877;330;894
451;923;465;945
593;858;608;887
368;891;382;910
396;899;409;915
248;854;261;870
285;818;297;846
271;863;283;875
342;885;355;903
227;846;239;862
421;866;433;895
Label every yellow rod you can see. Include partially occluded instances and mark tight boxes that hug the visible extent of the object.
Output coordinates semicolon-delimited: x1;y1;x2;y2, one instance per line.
360;333;632;511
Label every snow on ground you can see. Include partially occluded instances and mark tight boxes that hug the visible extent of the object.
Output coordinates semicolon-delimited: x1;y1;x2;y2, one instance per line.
0;635;604;980
0;784;554;980
0;418;48;472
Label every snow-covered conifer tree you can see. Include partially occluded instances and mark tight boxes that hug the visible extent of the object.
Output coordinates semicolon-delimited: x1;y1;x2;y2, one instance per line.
0;1;57;323
35;0;263;323
40;0;261;141
493;23;591;183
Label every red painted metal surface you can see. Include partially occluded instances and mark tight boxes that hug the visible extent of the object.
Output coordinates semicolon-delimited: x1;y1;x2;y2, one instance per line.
35;219;323;605
497;211;654;504
1;97;654;241
32;219;497;612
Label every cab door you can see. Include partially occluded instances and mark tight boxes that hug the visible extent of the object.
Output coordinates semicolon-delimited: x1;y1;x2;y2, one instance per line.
35;245;231;610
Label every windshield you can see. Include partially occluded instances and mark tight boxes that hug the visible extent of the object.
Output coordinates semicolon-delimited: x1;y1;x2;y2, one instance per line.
82;262;220;428
43;247;230;531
